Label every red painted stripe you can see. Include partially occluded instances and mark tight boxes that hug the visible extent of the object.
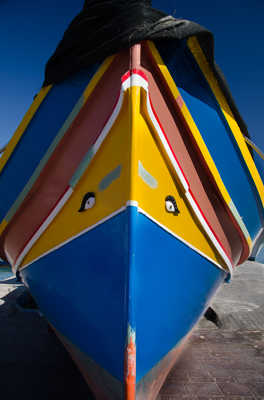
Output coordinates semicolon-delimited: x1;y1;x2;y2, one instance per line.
148;95;190;189
121;70;131;83
131;68;148;81
121;69;148;84
14;185;71;266
189;187;234;267
148;89;233;268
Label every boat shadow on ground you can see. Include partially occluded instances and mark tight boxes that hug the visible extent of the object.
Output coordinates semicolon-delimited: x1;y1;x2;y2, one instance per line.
0;282;94;399
1;261;264;400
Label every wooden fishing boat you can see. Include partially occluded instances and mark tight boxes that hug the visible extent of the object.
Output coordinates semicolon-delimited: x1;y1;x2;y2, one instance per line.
0;2;264;398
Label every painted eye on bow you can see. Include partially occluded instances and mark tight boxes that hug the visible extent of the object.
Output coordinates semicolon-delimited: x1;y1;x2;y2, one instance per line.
78;192;96;212
165;195;180;216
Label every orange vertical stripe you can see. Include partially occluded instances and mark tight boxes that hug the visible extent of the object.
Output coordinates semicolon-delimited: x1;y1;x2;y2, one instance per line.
125;335;136;399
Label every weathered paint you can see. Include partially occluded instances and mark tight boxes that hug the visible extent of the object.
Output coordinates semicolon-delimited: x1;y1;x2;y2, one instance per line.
125;325;136;400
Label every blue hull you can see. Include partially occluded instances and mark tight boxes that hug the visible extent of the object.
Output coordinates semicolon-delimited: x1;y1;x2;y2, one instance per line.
21;205;226;394
156;41;264;241
0;65;98;223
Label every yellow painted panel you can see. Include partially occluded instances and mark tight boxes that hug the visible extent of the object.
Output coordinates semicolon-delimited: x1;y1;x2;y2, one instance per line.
22;84;223;270
187;36;264;207
21;92;132;267
134;89;224;267
0;85;52;175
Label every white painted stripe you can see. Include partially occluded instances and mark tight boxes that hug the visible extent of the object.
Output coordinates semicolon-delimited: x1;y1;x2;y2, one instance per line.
19;205;127;272
91;91;124;157
185;192;233;274
15;71;233;278
252;227;264;249
249;227;264;259
69;72;147;188
14;188;73;272
20;203;229;276
143;80;233;275
122;74;148;92
126;200;139;207
228;199;251;243
137;206;226;272
15;72;143;274
146;94;189;192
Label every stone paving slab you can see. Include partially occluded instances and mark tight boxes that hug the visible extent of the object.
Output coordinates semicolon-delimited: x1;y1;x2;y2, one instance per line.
0;261;263;399
158;329;264;400
158;261;264;400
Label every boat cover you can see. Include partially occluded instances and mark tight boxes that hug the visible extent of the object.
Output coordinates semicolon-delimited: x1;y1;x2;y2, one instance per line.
43;0;249;138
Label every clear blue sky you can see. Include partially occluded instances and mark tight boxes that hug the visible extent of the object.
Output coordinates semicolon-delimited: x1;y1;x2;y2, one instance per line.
0;0;263;149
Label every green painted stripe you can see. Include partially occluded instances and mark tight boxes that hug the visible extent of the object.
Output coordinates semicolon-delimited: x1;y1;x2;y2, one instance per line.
70;147;96;188
5;95;85;223
229;199;251;241
98;165;122;191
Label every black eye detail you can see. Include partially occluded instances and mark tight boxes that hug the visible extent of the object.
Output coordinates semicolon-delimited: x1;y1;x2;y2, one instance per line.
78;192;96;212
165;195;180;215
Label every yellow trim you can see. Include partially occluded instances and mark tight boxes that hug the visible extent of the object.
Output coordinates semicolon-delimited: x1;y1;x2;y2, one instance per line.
0;219;8;235
22;84;224;269
147;41;252;248
21;91;131;267
0;85;52;176
187;36;264;207
147;41;232;206
245;137;264;161
138;87;225;268
0;57;115;238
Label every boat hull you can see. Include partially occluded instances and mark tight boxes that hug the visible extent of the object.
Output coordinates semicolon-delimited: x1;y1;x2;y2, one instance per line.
20;205;226;399
0;37;263;399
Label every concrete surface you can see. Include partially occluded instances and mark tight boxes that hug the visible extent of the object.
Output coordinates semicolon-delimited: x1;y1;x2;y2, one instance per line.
0;261;263;399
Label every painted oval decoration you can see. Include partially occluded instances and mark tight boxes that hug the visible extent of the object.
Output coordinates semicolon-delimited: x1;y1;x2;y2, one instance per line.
165;195;180;216
78;192;96;212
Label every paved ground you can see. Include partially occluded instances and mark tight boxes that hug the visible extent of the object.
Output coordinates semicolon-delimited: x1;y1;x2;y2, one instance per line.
0;261;263;399
158;261;264;400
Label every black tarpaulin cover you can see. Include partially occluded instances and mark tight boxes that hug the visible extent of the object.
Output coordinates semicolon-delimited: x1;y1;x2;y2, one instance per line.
43;0;249;138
